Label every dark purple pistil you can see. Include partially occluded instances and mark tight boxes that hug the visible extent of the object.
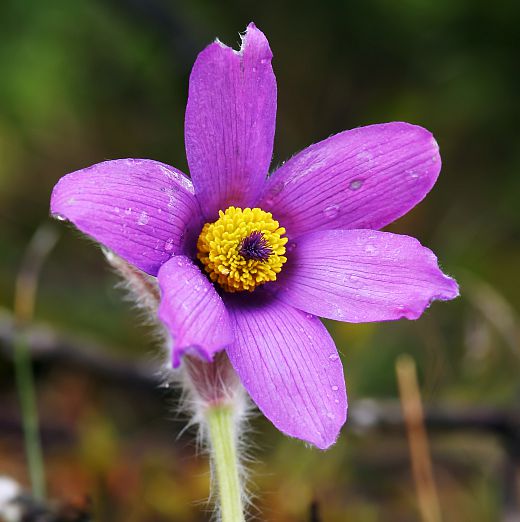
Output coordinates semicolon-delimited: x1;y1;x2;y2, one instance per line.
239;231;272;261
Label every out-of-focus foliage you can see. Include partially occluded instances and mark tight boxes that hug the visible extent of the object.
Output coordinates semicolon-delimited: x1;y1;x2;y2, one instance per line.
0;0;519;520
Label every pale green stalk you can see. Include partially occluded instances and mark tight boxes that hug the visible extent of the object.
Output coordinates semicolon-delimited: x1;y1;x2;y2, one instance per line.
13;333;46;500
206;404;245;522
13;224;59;500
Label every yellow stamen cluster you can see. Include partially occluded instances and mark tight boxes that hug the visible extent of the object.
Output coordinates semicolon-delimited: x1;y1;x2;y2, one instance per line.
197;207;288;292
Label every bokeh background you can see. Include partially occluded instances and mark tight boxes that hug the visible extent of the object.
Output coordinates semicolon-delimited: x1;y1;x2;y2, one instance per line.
1;1;519;521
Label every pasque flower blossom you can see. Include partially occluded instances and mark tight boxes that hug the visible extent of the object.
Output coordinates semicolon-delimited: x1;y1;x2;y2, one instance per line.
51;23;458;449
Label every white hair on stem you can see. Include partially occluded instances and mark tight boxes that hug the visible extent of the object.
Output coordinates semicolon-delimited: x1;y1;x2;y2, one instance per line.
103;250;252;521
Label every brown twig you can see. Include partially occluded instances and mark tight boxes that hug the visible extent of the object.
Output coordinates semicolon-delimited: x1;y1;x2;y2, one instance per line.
396;354;442;522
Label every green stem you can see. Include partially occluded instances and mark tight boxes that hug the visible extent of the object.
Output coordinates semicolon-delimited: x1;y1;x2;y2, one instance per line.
206;404;245;522
13;332;46;500
13;224;58;500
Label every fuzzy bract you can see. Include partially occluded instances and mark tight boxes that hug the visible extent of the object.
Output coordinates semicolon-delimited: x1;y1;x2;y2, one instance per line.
50;23;458;449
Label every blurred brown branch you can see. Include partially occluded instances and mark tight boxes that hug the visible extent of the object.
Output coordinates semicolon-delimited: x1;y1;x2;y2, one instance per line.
1;306;519;443
0;307;160;390
350;398;520;446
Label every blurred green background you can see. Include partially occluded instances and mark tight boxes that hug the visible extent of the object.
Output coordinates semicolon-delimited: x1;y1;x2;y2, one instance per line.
1;0;519;521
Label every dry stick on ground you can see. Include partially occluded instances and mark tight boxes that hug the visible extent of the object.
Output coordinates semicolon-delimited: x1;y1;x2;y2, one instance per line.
396;354;442;522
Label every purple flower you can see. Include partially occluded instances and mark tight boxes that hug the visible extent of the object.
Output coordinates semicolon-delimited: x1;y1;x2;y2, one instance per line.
50;23;458;449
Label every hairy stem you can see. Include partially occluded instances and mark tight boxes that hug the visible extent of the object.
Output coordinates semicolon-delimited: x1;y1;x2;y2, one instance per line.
103;257;248;520
206;404;245;522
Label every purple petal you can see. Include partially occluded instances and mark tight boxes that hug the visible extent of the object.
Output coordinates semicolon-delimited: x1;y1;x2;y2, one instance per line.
259;122;441;237
50;159;202;276
185;23;277;220
225;295;347;449
158;256;233;368
274;229;459;322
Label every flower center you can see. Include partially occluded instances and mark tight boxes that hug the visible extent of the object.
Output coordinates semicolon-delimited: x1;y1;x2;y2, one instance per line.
197;206;288;292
